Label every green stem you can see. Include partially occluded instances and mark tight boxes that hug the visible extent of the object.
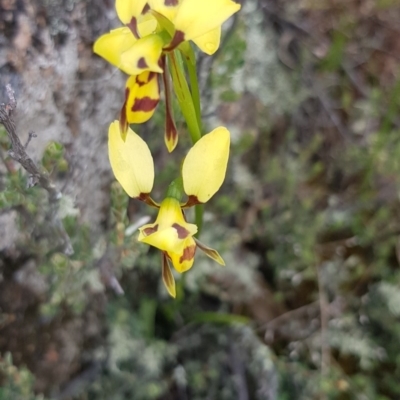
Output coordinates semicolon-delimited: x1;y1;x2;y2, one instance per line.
168;50;204;236
168;51;201;144
179;43;202;130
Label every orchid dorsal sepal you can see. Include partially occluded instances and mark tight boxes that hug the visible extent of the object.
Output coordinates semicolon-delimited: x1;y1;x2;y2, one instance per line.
195;238;225;266
182;126;230;203
108;121;154;198
166;178;184;202
162;253;176;298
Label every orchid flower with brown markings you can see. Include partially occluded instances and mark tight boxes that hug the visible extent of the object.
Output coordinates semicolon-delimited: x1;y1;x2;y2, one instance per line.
94;0;240;151
108;120;230;297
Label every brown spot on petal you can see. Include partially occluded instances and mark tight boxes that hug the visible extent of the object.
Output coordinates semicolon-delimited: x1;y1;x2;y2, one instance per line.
143;224;159;236
137;57;148;69
142;3;150;14
137;193;160;207
172;223;190;239
165;0;178;5
165;111;177;139
180;244;196;263
183;195;201;208
119;87;129;136
127;17;139;39
136;72;157;87
132;97;159;112
164;30;185;52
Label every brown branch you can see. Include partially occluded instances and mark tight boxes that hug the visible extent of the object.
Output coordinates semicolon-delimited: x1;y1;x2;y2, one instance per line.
0;84;73;255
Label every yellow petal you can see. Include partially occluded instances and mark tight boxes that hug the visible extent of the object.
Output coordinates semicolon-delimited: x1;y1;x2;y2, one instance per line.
108;120;154;197
138;15;159;37
156;197;194;228
162;254;176;298
116;0;148;24
148;0;181;23
139;226;187;254
120;34;164;75
125;72;160;124
172;0;240;42
182;127;230;203
191;27;221;55
93;27;136;71
138;197;197;253
168;237;196;273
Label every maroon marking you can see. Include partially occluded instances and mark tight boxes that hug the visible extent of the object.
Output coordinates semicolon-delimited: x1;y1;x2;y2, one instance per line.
132;97;159;112
165;113;177;143
183;195;201;208
138;192;149;202
143;224;159;236
165;0;179;5
161;56;178;145
159;56;166;73
172;223;190;239
137;57;149;69
119;87;129;134
137;193;160;207
127;17;140;39
135;72;157;87
142;3;150;14
180;244;196;263
164;30;185;52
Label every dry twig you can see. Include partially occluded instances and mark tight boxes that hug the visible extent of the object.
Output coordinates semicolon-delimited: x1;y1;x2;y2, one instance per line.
0;84;73;255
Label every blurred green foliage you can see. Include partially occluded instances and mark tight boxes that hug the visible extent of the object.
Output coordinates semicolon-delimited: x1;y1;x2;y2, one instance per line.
0;354;44;400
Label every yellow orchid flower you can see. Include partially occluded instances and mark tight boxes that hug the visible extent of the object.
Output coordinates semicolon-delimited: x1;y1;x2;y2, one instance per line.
138;197;198;256
108;121;230;297
94;0;241;70
94;0;240;144
93;22;163;77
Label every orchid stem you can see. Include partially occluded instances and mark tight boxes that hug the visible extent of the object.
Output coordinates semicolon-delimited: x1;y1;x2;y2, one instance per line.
180;43;202;130
168;50;204;235
168;51;201;144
